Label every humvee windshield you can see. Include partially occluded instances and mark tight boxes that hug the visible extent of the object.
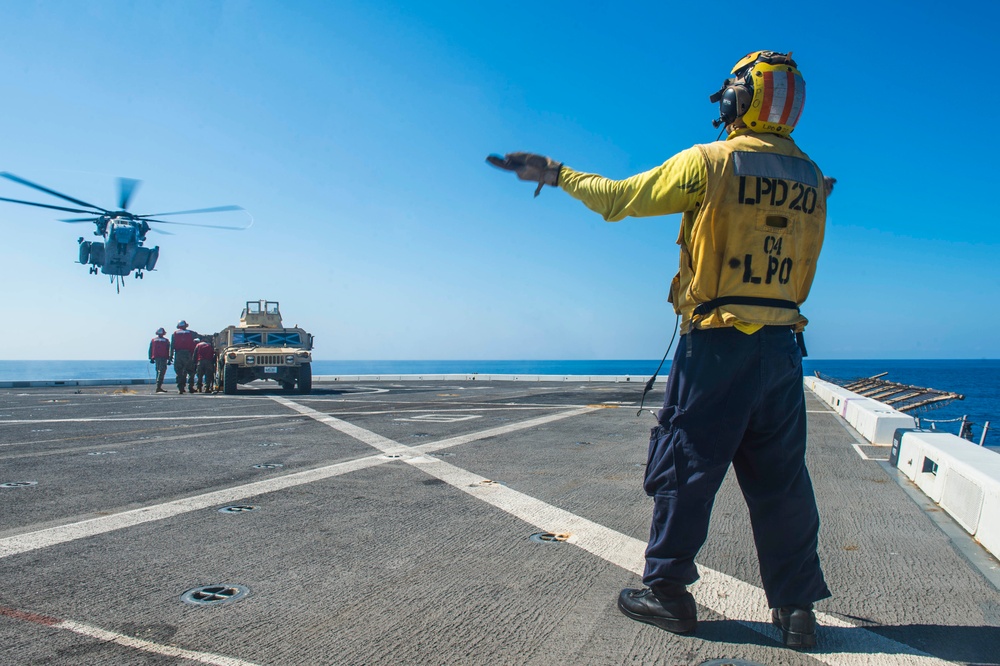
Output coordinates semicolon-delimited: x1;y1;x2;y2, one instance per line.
232;332;264;345
267;332;301;345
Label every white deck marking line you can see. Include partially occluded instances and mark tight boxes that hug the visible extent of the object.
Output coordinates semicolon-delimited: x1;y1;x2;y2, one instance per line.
277;396;956;666
0;415;288;424
0;404;590;559
269;395;594;456
0;456;387;558
0;605;259;665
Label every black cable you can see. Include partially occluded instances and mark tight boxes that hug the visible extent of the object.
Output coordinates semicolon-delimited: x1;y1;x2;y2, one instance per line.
636;314;680;418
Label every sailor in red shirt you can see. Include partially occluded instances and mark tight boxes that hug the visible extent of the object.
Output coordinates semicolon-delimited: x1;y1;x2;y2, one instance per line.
148;327;170;393
170;320;198;394
193;337;216;393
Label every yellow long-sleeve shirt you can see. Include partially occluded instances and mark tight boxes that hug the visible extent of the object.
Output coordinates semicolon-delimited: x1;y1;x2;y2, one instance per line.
557;147;706;223
557;143;764;334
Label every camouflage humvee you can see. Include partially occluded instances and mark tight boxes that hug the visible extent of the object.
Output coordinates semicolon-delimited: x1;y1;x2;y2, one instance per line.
214;300;314;394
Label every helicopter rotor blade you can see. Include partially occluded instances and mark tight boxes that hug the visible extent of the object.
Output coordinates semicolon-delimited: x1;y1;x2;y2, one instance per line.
0;172;109;213
118;178;141;210
60;217;102;224
147;227;175;236
0;196;107;215
143;216;251;231
139;205;244;217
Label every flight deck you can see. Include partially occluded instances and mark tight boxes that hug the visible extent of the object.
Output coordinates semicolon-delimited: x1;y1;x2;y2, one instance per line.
1;380;998;665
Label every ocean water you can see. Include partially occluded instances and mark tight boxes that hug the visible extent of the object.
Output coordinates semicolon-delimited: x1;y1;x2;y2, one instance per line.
1;358;997;444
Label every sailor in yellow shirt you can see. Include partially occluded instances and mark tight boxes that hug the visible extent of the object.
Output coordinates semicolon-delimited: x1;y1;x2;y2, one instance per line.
489;51;833;651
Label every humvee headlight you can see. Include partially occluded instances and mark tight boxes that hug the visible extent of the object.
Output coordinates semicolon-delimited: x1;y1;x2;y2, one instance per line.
227;353;236;360
285;355;294;364
246;356;255;365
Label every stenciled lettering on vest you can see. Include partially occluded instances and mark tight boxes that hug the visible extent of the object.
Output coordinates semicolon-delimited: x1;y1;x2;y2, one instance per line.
737;176;817;214
742;235;792;285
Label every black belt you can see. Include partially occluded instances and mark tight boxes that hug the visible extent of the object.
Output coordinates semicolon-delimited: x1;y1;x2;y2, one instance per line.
692;296;799;317
688;296;807;357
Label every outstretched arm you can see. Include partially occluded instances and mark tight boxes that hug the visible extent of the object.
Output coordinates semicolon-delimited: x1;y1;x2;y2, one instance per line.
487;148;706;220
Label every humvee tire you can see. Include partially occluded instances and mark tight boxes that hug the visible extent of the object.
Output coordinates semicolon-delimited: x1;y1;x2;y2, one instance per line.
297;363;312;394
223;364;238;395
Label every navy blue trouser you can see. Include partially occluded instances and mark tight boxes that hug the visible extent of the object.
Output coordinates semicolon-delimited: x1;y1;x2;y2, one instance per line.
642;326;831;609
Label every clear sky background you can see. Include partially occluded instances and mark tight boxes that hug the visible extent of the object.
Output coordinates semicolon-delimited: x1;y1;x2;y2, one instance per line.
0;1;996;361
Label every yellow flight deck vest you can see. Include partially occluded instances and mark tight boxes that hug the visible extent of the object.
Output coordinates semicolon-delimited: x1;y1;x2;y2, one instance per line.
672;132;826;332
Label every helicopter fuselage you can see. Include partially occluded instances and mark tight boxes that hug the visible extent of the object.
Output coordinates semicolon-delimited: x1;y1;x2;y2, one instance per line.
79;217;158;277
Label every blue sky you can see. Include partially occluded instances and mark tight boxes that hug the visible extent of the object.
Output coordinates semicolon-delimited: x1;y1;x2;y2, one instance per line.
0;1;996;360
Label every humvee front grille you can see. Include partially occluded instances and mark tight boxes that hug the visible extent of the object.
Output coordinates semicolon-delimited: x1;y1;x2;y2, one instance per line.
256;355;285;365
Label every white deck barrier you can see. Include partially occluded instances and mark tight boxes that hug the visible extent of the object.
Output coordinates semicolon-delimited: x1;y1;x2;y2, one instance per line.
804;377;916;444
805;376;1000;561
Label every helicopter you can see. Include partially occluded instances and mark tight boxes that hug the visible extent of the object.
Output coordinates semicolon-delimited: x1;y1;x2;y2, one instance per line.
0;172;250;291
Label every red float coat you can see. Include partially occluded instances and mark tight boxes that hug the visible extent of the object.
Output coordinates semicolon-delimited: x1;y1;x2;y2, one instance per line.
149;336;170;360
194;341;215;362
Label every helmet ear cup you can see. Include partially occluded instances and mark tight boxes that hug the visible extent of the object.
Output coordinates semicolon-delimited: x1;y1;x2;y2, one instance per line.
719;82;753;125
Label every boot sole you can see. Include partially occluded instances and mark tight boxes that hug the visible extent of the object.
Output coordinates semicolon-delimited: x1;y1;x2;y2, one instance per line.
617;600;697;634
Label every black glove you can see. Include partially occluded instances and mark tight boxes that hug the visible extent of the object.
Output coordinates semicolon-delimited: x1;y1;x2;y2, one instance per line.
150;359;154;364
486;152;562;197
824;177;836;196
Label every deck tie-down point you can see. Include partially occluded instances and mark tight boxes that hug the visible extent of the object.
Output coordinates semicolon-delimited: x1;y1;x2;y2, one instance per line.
470;479;506;488
529;532;571;543
181;585;249;606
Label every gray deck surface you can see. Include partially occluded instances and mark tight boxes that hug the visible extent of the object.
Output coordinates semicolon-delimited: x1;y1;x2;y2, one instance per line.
1;380;998;665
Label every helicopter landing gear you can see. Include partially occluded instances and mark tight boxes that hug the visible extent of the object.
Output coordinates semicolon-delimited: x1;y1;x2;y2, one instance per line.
135;270;143;279
89;266;98;275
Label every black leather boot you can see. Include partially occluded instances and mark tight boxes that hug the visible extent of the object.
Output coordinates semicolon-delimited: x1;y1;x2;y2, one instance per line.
617;586;697;634
771;604;816;650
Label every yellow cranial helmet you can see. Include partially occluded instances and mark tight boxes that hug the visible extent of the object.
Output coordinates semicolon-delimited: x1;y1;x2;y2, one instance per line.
710;51;805;136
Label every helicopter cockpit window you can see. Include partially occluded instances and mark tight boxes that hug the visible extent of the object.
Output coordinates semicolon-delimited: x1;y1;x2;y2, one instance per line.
267;332;301;345
232;332;263;345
